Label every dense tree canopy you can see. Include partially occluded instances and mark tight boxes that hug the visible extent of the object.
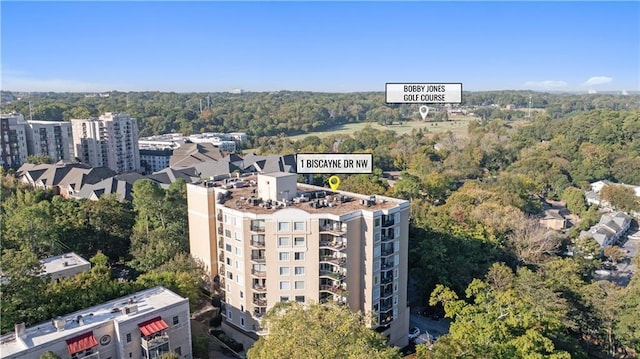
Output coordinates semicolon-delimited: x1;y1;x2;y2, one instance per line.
247;302;402;359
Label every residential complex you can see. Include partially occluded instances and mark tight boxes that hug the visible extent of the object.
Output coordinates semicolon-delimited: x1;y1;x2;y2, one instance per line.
580;211;632;247
187;172;410;348
71;113;140;173
0;286;192;359
25;120;74;162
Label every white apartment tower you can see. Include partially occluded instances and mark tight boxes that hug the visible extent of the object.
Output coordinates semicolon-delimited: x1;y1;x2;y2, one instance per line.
71;113;140;173
26;121;74;162
187;172;410;348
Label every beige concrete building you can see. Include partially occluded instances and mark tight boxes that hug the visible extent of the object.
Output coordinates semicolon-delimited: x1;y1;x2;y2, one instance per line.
187;172;410;348
0;286;192;359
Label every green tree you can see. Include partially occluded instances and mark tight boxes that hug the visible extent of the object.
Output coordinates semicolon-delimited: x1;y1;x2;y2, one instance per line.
562;186;587;216
424;264;573;358
39;351;61;359
26;155;53;164
192;335;210;359
247;302;402;359
600;184;640;212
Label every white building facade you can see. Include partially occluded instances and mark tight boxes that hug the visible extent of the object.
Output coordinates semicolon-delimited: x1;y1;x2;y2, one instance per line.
0;286;192;359
72;113;140;173
26;120;74;162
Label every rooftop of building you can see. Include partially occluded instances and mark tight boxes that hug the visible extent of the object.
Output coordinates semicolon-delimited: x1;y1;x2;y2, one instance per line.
0;286;186;356
41;253;91;275
191;173;406;215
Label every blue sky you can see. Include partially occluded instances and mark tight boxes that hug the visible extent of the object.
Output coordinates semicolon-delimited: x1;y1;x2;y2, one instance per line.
2;1;638;92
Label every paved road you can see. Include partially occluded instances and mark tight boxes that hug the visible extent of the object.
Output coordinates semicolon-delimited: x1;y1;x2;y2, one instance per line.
409;312;451;339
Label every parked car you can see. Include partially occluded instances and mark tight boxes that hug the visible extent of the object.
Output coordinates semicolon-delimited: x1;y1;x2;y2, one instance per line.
408;327;421;340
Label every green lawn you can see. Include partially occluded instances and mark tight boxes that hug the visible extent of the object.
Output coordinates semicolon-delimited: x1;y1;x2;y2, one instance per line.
287;116;476;142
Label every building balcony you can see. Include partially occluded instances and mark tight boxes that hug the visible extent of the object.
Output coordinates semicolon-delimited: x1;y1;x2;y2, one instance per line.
380;289;393;299
250;226;265;233
319;284;346;294
251;269;266;278
381;246;394;257
217;226;223;235
319;256;346;267
218;240;224;249
320;224;347;235
381;217;395;228
381;276;393;284
217;213;223;221
381;235;395;243
319;270;345;281
219;252;225;262
141;333;170;350
380;301;393;312
252;283;267;292
253;297;267;307
250;240;265;248
381;260;395;270
219;265;225;276
319;240;346;251
251;255;266;263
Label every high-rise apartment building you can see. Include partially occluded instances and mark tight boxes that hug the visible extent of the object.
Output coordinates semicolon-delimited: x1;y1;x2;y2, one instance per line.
187;172;410;348
71;113;140;173
0;113;29;168
25;120;74;162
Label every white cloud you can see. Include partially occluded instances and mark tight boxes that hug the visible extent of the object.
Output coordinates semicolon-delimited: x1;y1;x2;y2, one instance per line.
1;74;125;92
524;80;568;89
583;76;613;86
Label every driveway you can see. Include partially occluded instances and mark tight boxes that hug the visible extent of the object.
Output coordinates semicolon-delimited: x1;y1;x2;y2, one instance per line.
409;312;451;339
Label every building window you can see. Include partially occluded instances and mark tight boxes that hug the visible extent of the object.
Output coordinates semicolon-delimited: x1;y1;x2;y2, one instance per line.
278;237;290;247
394;269;399;279
225;229;232;238
226;257;232;265
294;281;305;290
294;252;305;261
294;222;305;231
235;232;241;241
374;218;381;227
295;295;305;303
228;310;233;321
278;222;290;232
375;233;381;243
280;296;289;302
126;333;132;343
235;247;242;256
279;252;290;261
395;213;400;223
240;291;244;298
280;281;290;290
294;266;305;275
175;347;182;356
294;237;305;247
241;317;245;327
225;244;232;252
393;295;398;306
227;271;233;280
279;267;290;276
173;316;179;325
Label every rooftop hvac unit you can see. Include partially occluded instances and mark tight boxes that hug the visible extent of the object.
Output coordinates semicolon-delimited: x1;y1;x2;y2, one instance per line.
124;304;138;315
52;317;66;331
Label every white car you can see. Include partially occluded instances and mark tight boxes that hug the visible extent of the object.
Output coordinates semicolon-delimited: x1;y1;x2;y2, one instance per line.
408;327;421;340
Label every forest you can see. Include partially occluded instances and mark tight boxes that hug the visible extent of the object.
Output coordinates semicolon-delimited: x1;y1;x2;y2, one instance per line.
1;90;639;358
1;90;638;140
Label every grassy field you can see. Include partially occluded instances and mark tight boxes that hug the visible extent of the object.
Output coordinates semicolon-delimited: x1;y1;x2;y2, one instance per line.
286;115;477;142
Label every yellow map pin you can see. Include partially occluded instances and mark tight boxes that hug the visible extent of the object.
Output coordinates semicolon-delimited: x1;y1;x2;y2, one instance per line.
328;176;341;191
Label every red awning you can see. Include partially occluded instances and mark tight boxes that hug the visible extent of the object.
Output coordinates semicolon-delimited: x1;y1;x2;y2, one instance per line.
66;332;98;354
138;316;169;337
